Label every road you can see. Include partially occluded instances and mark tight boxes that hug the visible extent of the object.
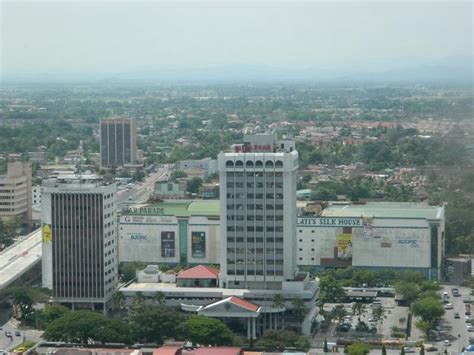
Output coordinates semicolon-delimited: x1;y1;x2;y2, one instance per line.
116;164;171;208
0;229;42;290
0;318;43;352
433;285;472;354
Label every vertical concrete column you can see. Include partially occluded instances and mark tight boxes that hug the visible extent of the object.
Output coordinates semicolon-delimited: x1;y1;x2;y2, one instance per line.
252;318;257;339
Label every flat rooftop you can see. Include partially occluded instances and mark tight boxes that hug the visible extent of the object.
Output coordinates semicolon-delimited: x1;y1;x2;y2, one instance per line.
320;201;444;220
147;200;219;217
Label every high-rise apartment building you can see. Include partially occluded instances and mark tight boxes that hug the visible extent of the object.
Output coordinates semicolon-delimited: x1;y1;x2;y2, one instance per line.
100;117;137;168
0;161;32;224
218;134;298;290
41;176;118;311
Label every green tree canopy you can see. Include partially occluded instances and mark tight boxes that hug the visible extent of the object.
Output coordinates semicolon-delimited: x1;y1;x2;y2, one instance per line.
184;316;236;346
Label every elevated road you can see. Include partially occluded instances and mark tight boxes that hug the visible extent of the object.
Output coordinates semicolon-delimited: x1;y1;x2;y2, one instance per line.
0;228;42;290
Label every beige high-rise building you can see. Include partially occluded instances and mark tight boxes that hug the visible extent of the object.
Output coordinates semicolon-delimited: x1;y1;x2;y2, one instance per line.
0;161;32;224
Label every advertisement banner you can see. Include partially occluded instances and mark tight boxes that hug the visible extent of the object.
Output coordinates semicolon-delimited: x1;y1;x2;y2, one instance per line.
191;231;206;258
161;232;175;257
362;217;374;238
337;233;352;259
42;224;52;243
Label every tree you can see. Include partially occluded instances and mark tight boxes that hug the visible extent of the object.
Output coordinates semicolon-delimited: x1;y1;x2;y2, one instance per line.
411;297;445;325
1;286;50;320
111;291;126;311
419;345;425;355
272;294;285;330
395;281;421;306
257;330;310;352
346;342;370;355
401;347;406;355
292;297;306;324
382;345;387;355
414;319;433;338
170;170;187;180
43;310;129;344
184;316;235;346
129;304;185;344
38;304;70;329
119;262;147;283
186;177;203;195
331;304;347;322
318;275;346;311
352;302;367;321
153;291;165;306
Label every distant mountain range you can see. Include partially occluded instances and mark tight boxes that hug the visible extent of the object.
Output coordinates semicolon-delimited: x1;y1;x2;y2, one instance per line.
3;56;472;84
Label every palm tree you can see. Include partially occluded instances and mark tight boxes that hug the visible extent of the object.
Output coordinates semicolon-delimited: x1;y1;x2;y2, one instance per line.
272;294;285;330
132;291;145;308
292;297;306;326
352;302;367;322
382;345;387;355
419;345;425;355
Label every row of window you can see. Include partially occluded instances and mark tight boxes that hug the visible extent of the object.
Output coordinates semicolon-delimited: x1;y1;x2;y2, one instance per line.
227;226;284;232
227;215;284;221
226;182;282;188
226;160;284;167
227;172;283;178
227;270;284;276
227;193;284;199
227;204;284;210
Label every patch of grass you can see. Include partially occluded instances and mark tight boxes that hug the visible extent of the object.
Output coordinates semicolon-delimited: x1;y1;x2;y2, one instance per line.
10;339;36;352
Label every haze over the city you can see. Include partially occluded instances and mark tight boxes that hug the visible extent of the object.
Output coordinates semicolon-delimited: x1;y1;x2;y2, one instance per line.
1;0;473;81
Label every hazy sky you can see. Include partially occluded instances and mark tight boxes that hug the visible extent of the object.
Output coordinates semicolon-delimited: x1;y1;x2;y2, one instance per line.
1;0;472;75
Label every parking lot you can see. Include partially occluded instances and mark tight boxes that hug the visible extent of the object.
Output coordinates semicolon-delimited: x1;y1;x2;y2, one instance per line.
315;285;473;354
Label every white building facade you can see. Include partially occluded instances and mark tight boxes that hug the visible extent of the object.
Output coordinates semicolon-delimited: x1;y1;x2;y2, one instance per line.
218;134;298;290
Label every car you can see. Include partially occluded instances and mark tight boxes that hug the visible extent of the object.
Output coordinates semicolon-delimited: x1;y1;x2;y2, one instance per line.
444;340;451;347
4;331;11;337
454;312;461;318
14;330;21;336
403;347;416;353
466;316;472;323
468;325;474;332
444;303;454;310
467;310;472;316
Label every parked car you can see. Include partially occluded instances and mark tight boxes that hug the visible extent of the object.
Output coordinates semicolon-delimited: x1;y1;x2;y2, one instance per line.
454;312;461;319
14;330;21;336
444;340;451;347
403;347;416;353
444;303;454;310
467;325;474;332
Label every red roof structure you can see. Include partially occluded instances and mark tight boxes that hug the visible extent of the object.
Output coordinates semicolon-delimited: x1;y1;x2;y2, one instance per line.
152;346;182;355
177;265;219;280
227;297;259;312
181;347;242;355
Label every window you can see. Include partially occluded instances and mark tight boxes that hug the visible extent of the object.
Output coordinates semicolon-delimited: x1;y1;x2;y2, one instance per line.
226;161;234;167
255;160;263;167
275;160;283;167
235;160;244;167
246;161;254;167
265;161;274;168
343;227;352;234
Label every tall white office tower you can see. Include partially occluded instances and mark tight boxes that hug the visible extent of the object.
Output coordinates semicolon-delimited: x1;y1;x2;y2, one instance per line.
41;176;118;312
218;134;298;290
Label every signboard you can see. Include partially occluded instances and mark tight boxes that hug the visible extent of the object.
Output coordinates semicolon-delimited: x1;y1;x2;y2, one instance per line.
129;233;147;241
191;231;206;258
161;232;175;257
123;206;164;215
297;217;362;227
380;237;391;248
337;233;352;259
362;217;374;238
42;224;52;243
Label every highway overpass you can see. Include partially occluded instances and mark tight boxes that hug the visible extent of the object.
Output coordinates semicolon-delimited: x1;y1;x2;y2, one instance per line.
0;228;42;290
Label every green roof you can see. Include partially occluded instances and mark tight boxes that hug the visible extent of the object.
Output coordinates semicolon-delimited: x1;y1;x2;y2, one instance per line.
321;202;444;220
148;199;220;217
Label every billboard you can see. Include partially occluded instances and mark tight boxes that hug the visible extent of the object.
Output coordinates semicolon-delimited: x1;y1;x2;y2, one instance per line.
337;233;352;260
42;224;52;243
191;231;206;258
161;231;175;257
